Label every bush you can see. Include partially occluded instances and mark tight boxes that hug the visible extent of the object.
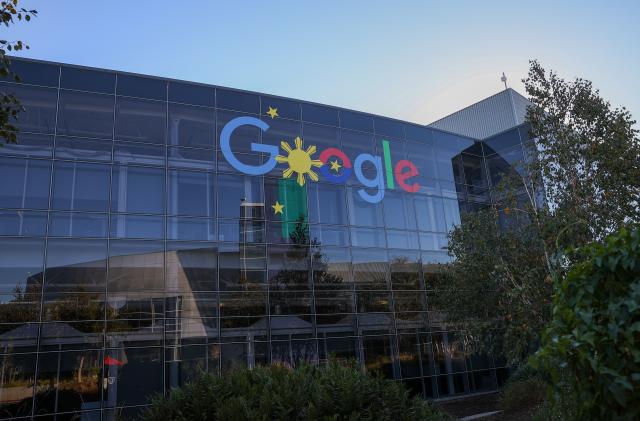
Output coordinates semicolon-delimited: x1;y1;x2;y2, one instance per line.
498;366;546;413
142;361;449;421
532;228;640;419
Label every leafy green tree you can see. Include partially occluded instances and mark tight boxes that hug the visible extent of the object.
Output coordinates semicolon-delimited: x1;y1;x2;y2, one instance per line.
532;228;640;420
434;60;640;364
142;361;450;421
0;0;37;144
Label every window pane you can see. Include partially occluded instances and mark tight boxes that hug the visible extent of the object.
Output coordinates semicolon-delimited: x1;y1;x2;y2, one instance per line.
49;212;108;238
108;240;164;292
340;110;373;132
218;219;265;244
217;174;263;219
216;110;261;153
168;170;216;217
1;83;57;133
308;183;346;225
167;217;216;241
260;96;300;120
374;117;404;138
8;59;59;86
0;157;51;209
350;227;386;248
111;165;165;214
312;246;352;290
309;225;349;247
0;210;47;236
110;214;164;239
0;133;53;158
0;237;44;292
54;136;112;162
169;81;215;107
347;187;384;227
114;141;165;166
168;103;215;148
216;89;259;114
383;191;417;230
218;243;266;290
52;161;110;211
386;230;420;250
60;66;115;93
414;195;446;233
117;74;166;100
45;238;107;293
57;90;114;139
168;146;215;170
115;97;167;144
352;248;388;290
301;103;338;126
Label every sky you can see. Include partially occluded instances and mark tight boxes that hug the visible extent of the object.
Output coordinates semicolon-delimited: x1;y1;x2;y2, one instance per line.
6;0;640;125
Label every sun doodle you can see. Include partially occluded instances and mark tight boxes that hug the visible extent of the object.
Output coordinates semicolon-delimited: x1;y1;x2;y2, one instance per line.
276;136;322;186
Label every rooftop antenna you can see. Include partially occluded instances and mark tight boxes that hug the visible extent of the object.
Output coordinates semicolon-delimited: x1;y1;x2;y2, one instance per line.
501;72;508;90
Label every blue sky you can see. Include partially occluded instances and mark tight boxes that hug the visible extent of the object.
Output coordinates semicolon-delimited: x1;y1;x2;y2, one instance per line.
7;0;640;124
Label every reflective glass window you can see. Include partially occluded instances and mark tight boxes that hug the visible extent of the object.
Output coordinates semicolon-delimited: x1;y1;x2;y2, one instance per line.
264;178;308;223
167;217;216;241
383;190;417;230
217;174;263;219
405;141;437;180
0;133;53;158
104;346;163;407
484;128;522;155
302;123;340;151
414;195;446;233
350;227;386;248
312;246;351;290
111;165;165;214
218;243;266;290
309;225;349;247
49;212;108;238
168;170;216;217
0;237;44;292
389;249;421;290
8;59;59;86
347;187;384;227
1;83;57;134
339;110;373;132
374;117;404;138
340;129;375;159
260;96;300;120
217;89;259;114
52;161;110;211
443;198;462;231
108;240;164;292
54;136;112;162
461;153;488;188
165;241;218;292
169;103;215;148
169;81;215;107
268;244;311;290
352;248;388;290
168;146;215;170
0;210;47;236
301;103;338;126
114;142;165;166
61;66;115;93
0;157;51;209
218;219;265;243
386;230;420;250
307;183;347;226
110;214;164;239
115;97;167;144
117;74;166;100
57;90;114;139
45;238;107;293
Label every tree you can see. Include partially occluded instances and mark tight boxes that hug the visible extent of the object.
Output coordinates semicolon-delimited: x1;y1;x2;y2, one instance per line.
0;0;37;145
433;60;640;364
533;228;640;420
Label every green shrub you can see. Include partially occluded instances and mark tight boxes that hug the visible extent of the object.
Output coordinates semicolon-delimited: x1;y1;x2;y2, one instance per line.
498;366;547;413
142;361;449;421
532;228;640;420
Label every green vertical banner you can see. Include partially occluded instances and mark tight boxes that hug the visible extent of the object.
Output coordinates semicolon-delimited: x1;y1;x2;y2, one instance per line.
278;178;308;239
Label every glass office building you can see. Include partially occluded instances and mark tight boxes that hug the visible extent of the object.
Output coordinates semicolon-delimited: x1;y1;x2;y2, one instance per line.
0;58;532;419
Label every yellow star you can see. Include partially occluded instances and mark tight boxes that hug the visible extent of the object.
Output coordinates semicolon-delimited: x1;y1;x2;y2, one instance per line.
271;201;284;215
266;106;279;119
329;159;342;173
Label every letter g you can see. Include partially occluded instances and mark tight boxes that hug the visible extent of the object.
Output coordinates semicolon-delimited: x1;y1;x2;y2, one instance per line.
220;116;278;175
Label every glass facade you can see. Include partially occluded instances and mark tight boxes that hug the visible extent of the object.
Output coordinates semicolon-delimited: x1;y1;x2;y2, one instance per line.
0;58;531;419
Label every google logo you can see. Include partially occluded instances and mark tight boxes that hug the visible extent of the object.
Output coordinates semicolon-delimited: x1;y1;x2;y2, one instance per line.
220;116;420;204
